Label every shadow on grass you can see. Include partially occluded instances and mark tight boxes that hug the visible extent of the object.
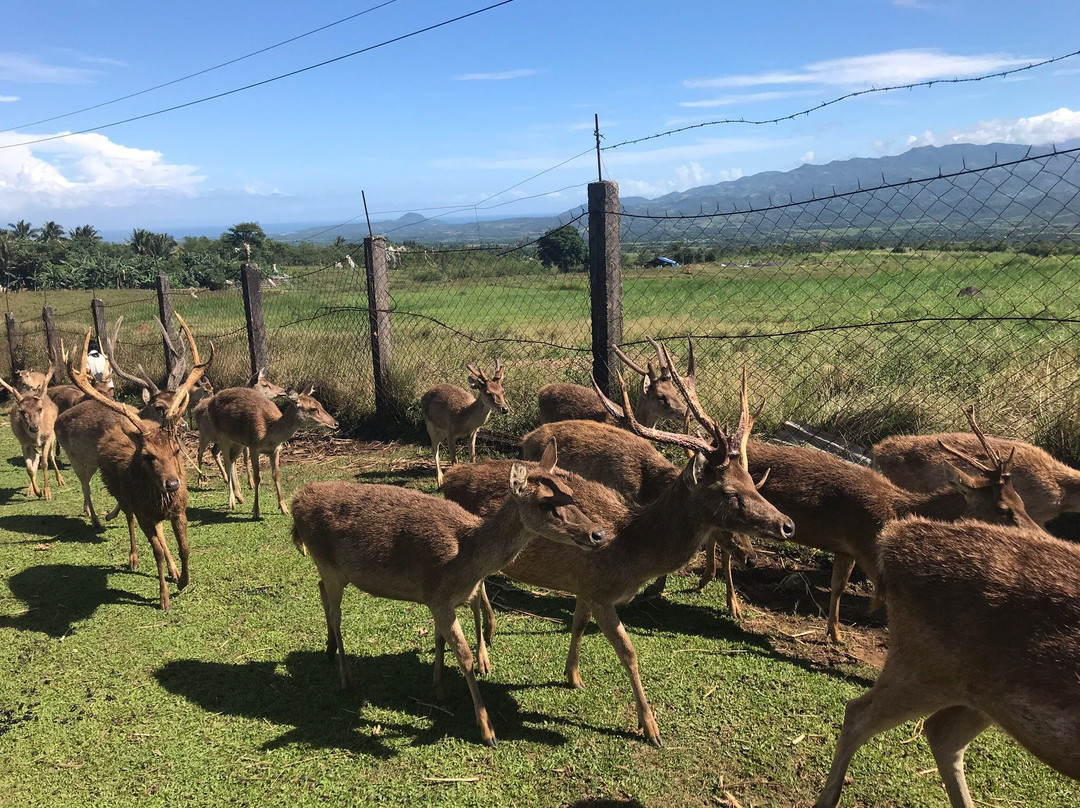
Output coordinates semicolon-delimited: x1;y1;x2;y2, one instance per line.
0;487;24;506
185;505;259;527
569;801;646;808
154;648;595;754
0;512;106;543
354;466;433;484
0;563;147;637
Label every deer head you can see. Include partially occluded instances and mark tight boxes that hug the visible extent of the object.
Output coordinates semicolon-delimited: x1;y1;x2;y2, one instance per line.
467;360;509;414
613;338;693;426
1;361;56;434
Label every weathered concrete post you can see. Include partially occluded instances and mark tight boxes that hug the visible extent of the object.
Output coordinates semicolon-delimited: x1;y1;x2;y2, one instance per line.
241;263;268;377
156;274;180;380
364;236;394;420
588;180;623;398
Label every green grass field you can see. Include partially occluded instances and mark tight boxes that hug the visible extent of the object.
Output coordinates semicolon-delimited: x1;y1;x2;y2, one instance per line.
0;421;1077;807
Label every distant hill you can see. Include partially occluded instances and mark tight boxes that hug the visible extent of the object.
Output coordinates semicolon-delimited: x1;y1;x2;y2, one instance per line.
273;141;1080;246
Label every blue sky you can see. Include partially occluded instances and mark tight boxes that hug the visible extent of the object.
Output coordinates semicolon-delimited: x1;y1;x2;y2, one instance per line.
1;0;1077;237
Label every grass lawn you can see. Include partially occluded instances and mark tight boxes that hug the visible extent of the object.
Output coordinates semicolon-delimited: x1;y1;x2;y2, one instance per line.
0;417;1077;806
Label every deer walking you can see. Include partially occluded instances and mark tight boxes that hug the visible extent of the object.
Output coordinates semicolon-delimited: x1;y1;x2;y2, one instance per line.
290;440;608;747
443;369;794;746
814;517;1080;808
421;361;508;487
1;363;63;499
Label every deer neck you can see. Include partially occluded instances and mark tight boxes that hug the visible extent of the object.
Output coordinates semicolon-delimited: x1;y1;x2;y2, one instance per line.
1058;470;1080;514
265;400;305;446
460;395;496;433
455;499;535;580
617;477;703;577
893;486;970;521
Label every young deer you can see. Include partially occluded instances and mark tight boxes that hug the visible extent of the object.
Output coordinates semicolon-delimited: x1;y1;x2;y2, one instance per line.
537;337;693;426
420;360;508;487
443;369;795;746
814;517;1080;808
703;407;1039;642
1;363;63;499
200;385;338;518
290;440;608;747
63;322;212;609
873;418;1080;528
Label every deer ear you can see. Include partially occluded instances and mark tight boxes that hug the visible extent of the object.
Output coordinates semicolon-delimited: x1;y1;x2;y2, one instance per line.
509;462;529;496
141;387;152;404
681;452;707;487
538;437;558;471
944;461;982;493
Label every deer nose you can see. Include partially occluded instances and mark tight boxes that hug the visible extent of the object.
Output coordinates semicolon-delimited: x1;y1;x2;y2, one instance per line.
779;518;795;539
588;528;607;547
165;478;181;492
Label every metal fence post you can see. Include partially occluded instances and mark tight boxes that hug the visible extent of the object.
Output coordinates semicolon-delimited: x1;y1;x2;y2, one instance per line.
156;273;179;379
241;263;269;377
4;312;19;382
42;306;62;380
588;180;623;397
364;236;393;419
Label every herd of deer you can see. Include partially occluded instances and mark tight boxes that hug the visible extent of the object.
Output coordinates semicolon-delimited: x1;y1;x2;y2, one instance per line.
5;328;1079;806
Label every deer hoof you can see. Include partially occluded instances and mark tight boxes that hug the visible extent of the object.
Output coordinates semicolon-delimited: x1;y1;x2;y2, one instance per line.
177;571;189;590
483;735;498;749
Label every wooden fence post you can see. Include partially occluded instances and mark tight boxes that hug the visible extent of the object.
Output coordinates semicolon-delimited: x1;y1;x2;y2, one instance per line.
156;273;180;380
588;180;623;397
4;312;19;383
364;236;394;419
241;263;268;377
42;306;63;380
90;298;107;347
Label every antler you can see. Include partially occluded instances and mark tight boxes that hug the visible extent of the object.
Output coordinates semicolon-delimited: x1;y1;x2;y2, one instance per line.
71;330;146;434
466;363;487;382
938;406;1015;481
155;316;188;391
0;376;23;402
104;317;161;396
163;313;214;421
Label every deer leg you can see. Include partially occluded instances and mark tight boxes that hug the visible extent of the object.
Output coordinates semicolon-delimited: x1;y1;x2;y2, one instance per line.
251;447;263;519
224;446;242;509
126;511;139;571
318;577;350;689
45;435;63;489
468;429;478;463
74;463;101;528
271;445;288;515
429;604;496;748
564;599;593;689
244;448;255;490
23;451;41;498
470;585;491;676
170;513;190;590
433;628;448;700
723;549;742;619
427;425;444;487
477;580;495;646
698;535;719;590
813;660;944;808
828;553;857;644
590;601;661;747
923;705;991;808
36;447;51;501
105;501;121;521
639;575;667;600
141;521;172;611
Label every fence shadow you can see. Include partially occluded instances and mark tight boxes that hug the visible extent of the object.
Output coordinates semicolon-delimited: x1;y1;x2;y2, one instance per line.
154;649;586;754
0;512;105;543
0;563;146;637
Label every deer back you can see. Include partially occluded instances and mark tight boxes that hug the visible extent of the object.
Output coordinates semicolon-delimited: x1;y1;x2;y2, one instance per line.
206;387;283;446
537;382;612;425
874;432;1079;527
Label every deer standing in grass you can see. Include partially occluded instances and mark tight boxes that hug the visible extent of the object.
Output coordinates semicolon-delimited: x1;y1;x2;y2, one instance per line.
421;360;508;487
873;427;1080;528
63;322;212;609
1;363;63;500
537;337;692;426
814;516;1080;808
290;439;608;747
443;368;794;746
199;384;338;518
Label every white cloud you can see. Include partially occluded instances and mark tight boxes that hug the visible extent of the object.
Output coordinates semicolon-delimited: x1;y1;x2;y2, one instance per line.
907;107;1080;147
0;131;204;211
800;151;815;164
679;90;816;108
455;69;537;81
685;49;1033;90
0;53;99;83
0;95;17;103
621;164;743;198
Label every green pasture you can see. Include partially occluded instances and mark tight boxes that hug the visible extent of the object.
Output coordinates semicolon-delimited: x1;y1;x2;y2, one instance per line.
0;421;1078;806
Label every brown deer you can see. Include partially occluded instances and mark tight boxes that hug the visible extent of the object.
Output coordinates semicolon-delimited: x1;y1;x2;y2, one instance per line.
290;440;609;747
814;516;1080;808
873;421;1080;528
537;337;693;426
16;369;48;392
701;407;1039;642
420;360;508;487
1;363;63;499
443;369;795;746
199;385;338;518
63;322;211;609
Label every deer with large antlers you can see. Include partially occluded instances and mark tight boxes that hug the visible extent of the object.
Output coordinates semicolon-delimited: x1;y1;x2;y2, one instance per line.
699;406;1040;642
291;440;609;747
420;361;508;487
537;338;692;427
814;516;1080;808
872;420;1080;529
58;320;212;609
1;362;63;500
199;384;338;518
442;366;794;746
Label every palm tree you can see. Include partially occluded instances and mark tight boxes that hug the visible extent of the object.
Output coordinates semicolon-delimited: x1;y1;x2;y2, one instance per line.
70;225;101;247
7;220;37;240
37;221;66;242
129;228;179;259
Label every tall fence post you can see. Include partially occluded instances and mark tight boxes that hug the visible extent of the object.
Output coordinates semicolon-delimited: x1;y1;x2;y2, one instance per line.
4;312;19;382
364;236;394;420
90;298;107;348
241;262;268;377
156;273;179;380
588;180;623;397
42;306;63;380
